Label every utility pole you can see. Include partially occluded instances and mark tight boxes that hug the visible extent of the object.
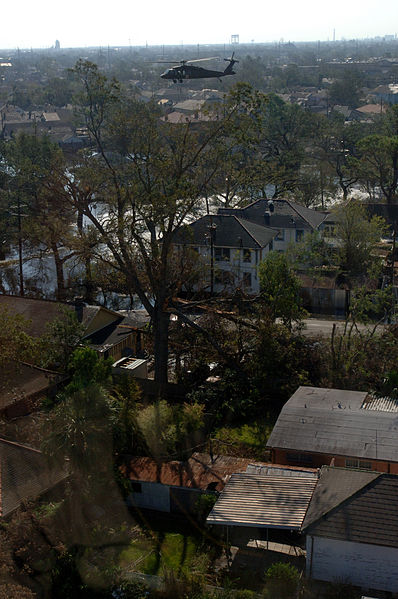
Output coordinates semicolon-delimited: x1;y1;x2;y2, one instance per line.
10;197;27;297
207;221;217;296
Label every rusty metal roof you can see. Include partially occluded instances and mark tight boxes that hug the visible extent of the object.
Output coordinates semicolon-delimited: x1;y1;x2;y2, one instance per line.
122;453;251;492
206;472;317;530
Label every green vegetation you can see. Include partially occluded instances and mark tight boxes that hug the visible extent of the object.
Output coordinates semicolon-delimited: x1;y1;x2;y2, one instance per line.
214;420;275;459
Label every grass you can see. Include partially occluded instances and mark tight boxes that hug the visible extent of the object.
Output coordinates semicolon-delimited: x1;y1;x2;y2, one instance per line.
33;500;63;519
119;531;201;577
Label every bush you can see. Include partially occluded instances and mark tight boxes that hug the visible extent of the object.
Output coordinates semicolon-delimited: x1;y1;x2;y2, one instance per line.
265;562;299;583
264;562;300;598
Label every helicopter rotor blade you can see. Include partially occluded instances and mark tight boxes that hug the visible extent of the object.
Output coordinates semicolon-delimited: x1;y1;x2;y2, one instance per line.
185;56;220;63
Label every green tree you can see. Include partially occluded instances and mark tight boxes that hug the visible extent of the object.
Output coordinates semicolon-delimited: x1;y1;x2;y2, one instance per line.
0;133;76;299
136;400;204;459
329;69;363;107
333;200;386;280
258;251;306;328
42;382;115;478
63;60;239;386
355;134;398;203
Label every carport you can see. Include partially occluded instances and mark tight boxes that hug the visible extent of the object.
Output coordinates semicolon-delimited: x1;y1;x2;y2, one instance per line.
206;469;318;551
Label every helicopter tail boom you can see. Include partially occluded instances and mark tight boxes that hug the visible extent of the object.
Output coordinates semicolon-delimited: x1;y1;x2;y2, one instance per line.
223;52;239;75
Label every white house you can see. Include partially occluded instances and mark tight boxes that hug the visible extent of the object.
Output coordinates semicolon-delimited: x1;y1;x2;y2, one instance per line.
174;199;328;295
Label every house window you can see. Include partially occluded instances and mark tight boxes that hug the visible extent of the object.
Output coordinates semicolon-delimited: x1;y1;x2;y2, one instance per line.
131;482;142;493
296;230;304;242
215;247;230;262
286;453;313;465
345;459;372;470
323;225;336;238
215;270;234;285
242;272;252;288
275;230;285;241
243;249;251;263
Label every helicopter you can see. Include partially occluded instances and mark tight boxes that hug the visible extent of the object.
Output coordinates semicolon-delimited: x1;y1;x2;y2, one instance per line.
156;53;238;83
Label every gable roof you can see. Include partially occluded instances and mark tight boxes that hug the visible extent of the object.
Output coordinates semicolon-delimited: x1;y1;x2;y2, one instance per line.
266;386;398;463
218;199;327;230
0;295;128;339
174;214;277;249
304;468;398;548
302;466;379;529
0;437;68;517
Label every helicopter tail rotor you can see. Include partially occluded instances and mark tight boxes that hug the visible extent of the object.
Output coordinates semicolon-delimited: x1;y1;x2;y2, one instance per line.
223;52;239;75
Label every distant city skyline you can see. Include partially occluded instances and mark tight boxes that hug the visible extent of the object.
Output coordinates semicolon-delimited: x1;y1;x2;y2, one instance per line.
2;0;398;50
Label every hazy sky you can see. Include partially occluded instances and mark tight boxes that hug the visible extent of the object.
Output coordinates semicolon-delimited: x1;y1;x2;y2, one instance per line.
2;0;398;49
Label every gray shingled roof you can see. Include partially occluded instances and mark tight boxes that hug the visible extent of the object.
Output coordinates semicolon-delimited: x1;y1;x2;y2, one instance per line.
174;214;277;249
302;466;379;529
304;469;398;548
218;199;327;230
266;386;398;462
207;472;317;530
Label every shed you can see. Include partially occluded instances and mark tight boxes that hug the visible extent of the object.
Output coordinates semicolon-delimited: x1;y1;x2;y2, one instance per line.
122;453;251;514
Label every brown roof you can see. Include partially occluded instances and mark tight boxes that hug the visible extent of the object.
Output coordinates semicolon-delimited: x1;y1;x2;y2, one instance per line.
0;295;120;338
0;363;61;410
356;104;386;114
123;452;251;492
0;295;70;337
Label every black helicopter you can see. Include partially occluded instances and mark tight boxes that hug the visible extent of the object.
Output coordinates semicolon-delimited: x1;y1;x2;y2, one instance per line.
157;53;238;83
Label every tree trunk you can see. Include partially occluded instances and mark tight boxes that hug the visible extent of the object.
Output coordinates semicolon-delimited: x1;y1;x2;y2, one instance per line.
153;304;170;389
52;243;66;301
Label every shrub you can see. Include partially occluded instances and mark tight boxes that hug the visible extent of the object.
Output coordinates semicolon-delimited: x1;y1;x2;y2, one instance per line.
264;562;300;598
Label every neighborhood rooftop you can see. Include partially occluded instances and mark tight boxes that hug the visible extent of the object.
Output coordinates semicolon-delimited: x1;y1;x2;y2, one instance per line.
266;386;398;463
218;198;328;230
303;467;398;548
0;437;68;517
175;214;277;249
207;471;318;530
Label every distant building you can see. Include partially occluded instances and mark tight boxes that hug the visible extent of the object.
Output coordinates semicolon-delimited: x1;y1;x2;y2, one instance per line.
55;40;60;51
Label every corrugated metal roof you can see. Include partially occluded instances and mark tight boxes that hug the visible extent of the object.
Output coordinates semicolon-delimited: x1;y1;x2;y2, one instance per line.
266;386;398;462
116;358;148;370
361;395;398;412
206;472;317;530
246;464;318;478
